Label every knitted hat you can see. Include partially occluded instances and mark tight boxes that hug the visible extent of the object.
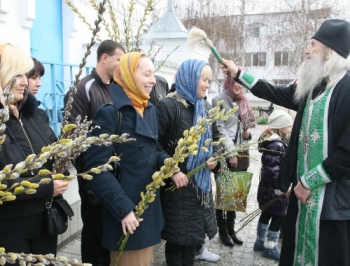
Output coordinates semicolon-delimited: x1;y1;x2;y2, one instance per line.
268;110;293;129
312;19;350;58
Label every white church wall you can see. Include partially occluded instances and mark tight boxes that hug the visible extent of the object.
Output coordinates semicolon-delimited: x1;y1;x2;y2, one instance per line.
0;0;34;53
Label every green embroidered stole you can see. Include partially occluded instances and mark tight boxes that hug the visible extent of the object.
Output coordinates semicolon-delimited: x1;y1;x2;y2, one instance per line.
295;88;334;266
234;70;340;265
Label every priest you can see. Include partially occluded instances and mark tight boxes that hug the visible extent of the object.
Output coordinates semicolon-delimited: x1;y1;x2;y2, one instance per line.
220;19;350;266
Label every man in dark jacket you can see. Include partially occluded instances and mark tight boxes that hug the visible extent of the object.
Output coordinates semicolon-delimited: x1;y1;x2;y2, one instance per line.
64;40;125;266
220;19;350;266
148;75;169;106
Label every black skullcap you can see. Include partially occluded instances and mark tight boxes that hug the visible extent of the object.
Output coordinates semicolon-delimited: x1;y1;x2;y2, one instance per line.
312;19;350;58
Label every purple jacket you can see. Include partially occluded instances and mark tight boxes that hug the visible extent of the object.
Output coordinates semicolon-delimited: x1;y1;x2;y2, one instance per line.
257;133;289;216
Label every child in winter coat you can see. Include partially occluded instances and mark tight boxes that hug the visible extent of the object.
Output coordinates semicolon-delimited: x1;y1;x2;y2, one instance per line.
253;110;293;261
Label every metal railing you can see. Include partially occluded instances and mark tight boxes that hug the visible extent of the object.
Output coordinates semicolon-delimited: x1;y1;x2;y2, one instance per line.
39;62;93;135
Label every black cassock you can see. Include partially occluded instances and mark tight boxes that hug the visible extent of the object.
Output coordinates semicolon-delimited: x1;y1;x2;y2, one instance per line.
244;74;350;266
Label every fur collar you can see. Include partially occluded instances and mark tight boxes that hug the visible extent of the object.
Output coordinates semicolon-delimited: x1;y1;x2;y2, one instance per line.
0;92;39;116
166;92;190;107
266;132;282;141
20;93;39;115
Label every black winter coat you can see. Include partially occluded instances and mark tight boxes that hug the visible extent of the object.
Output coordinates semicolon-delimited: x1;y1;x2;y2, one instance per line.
0;93;55;219
157;95;217;245
257;133;288;216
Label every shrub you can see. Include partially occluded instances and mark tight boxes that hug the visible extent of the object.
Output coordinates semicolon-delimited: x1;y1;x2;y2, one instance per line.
256;117;268;125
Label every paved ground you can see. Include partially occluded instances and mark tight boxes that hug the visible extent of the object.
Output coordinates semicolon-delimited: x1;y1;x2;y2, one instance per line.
57;124;280;265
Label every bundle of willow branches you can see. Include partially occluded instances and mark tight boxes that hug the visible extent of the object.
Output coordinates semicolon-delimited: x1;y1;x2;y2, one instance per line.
235;194;287;234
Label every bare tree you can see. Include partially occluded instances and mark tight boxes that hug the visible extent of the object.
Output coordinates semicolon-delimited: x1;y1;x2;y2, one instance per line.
259;0;337;72
175;0;348;84
178;0;253;88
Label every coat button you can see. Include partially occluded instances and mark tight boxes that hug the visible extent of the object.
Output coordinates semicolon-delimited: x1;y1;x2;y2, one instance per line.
151;142;155;147
120;210;125;215
140;145;144;150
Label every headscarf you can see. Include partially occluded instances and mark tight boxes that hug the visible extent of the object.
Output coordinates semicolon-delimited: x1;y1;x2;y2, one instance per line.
113;52;150;116
175;59;213;193
224;76;256;130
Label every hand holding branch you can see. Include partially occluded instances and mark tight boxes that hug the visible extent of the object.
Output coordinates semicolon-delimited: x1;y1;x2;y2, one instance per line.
171;171;188;189
121;211;143;235
53;180;69;197
228;156;238;169
242;130;250;139
206;157;217;170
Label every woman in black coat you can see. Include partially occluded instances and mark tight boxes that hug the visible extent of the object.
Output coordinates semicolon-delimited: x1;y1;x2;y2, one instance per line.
254;110;292;261
0;44;68;255
157;59;218;266
84;52;168;266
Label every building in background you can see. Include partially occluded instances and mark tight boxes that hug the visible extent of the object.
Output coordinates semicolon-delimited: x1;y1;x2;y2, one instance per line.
141;0;211;85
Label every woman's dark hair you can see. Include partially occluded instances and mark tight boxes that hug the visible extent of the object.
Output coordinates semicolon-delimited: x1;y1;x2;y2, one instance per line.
27;58;45;78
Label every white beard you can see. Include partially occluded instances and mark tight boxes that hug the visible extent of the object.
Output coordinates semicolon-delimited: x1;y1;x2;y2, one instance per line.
294;52;325;103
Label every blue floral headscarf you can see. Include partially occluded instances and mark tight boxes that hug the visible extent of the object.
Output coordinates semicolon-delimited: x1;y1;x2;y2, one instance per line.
175;59;213;193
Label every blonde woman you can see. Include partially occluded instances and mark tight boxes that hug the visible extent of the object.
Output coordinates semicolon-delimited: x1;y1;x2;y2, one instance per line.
0;44;68;254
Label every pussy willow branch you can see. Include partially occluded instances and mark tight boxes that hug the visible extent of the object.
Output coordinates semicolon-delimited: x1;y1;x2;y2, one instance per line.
90;0;116;40
74;1;105;89
0;78;16;150
65;0;102;42
114;101;237;265
0;132;134;184
114;132;200;265
146;41;156;59
165;138;267;191
235;194;286;234
122;0;136;51
89;0;99;10
0;158;120;204
55;119;93;172
188;140;257;176
150;44;163;63
106;0;119;40
115;124;208;265
0;249;92;266
62;0;106;129
0;80;15;129
154;45;180;72
134;0;154;51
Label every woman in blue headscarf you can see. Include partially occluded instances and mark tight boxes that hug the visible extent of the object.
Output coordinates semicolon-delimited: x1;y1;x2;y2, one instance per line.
157;59;219;265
